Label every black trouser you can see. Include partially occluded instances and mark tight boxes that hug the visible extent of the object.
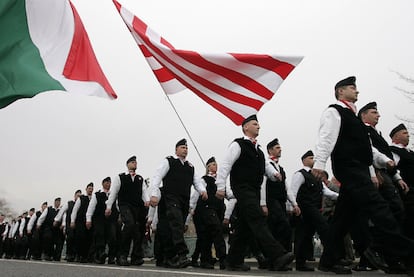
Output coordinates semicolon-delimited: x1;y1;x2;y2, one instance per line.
157;194;189;259
0;237;4;258
378;170;405;224
74;221;92;260
267;198;292;251
119;205;146;261
294;205;329;264
228;183;286;266
65;226;76;259
14;235;28;259
29;229;42;259
320;165;414;267
402;190;414;240
191;210;205;262
93;217;118;260
195;208;226;263
42;226;64;260
153;216;170;261
4;237;14;258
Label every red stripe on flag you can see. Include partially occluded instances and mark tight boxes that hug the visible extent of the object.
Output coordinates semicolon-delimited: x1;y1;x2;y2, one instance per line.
231;53;295;80
153;67;176;83
63;2;117;98
132;18;263;110
172;49;274;100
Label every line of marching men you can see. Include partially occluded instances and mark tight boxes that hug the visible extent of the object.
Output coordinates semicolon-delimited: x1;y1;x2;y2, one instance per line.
1;113;414;274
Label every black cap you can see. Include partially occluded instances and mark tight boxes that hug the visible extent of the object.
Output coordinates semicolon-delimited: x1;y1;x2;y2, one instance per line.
266;138;280;150
301;150;314;160
126;156;136;164
175;138;187;148
206;156;216;166
357;101;377;118
242;114;258;126
42;201;48;206
75;189;81;194
54;197;61;202
86;182;94;189
389;123;407;138
29;208;35;212
102;176;111;183
334;76;356;90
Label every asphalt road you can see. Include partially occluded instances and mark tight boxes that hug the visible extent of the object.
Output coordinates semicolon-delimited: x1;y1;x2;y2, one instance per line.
0;259;404;277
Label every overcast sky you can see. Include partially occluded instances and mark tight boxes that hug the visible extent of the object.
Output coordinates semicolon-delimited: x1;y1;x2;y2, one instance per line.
1;0;413;215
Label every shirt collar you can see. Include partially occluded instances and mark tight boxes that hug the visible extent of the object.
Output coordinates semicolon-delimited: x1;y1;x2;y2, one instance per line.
337;100;357;114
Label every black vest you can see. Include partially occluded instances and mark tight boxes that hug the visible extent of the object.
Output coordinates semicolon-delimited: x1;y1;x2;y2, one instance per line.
266;161;287;202
390;146;414;188
45;207;59;227
366;125;397;175
0;222;5;235
297;169;323;209
65;200;75;228
197;175;225;213
162;157;194;199
330;104;373;171
75;196;89;224
230;138;265;188
118;173;144;207
94;191;119;221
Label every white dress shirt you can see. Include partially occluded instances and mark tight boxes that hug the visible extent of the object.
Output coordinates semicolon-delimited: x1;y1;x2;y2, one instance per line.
54;202;68;223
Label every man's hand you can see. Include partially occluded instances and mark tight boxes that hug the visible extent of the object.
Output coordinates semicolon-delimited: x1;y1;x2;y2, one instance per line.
150;196;159;207
261;205;268;216
200;191;208;201
274;172;282;181
215;190;225;200
105;208;112;217
70;222;75;229
85;221;92;230
293;205;301;216
53;221;59;227
386;160;395;170
371;176;379;188
144;201;150;207
398;179;409;194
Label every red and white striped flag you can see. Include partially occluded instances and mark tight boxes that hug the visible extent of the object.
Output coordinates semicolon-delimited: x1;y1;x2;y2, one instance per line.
113;0;302;125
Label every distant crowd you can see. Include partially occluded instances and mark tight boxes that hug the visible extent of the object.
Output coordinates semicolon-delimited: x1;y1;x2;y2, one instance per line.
1;76;414;275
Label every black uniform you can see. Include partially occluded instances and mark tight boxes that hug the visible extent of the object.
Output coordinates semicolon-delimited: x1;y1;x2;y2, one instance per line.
64;201;76;262
390;145;414;239
294;169;329;267
157;157;194;264
93;191;119;263
265;161;292;251
42;207;64;261
193;174;226;267
225;138;290;269
74;196;92;262
29;211;42;260
118;173;147;265
0;221;6;258
319;104;414;269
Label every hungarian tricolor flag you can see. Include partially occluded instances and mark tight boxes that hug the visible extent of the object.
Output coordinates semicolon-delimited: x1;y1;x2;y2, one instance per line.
113;0;302;125
0;0;117;109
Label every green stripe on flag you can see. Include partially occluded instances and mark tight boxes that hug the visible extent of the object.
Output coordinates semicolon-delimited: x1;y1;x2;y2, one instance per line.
0;0;65;109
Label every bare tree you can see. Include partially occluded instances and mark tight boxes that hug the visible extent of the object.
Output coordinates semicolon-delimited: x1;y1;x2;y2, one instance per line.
392;71;414;139
0;197;16;220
